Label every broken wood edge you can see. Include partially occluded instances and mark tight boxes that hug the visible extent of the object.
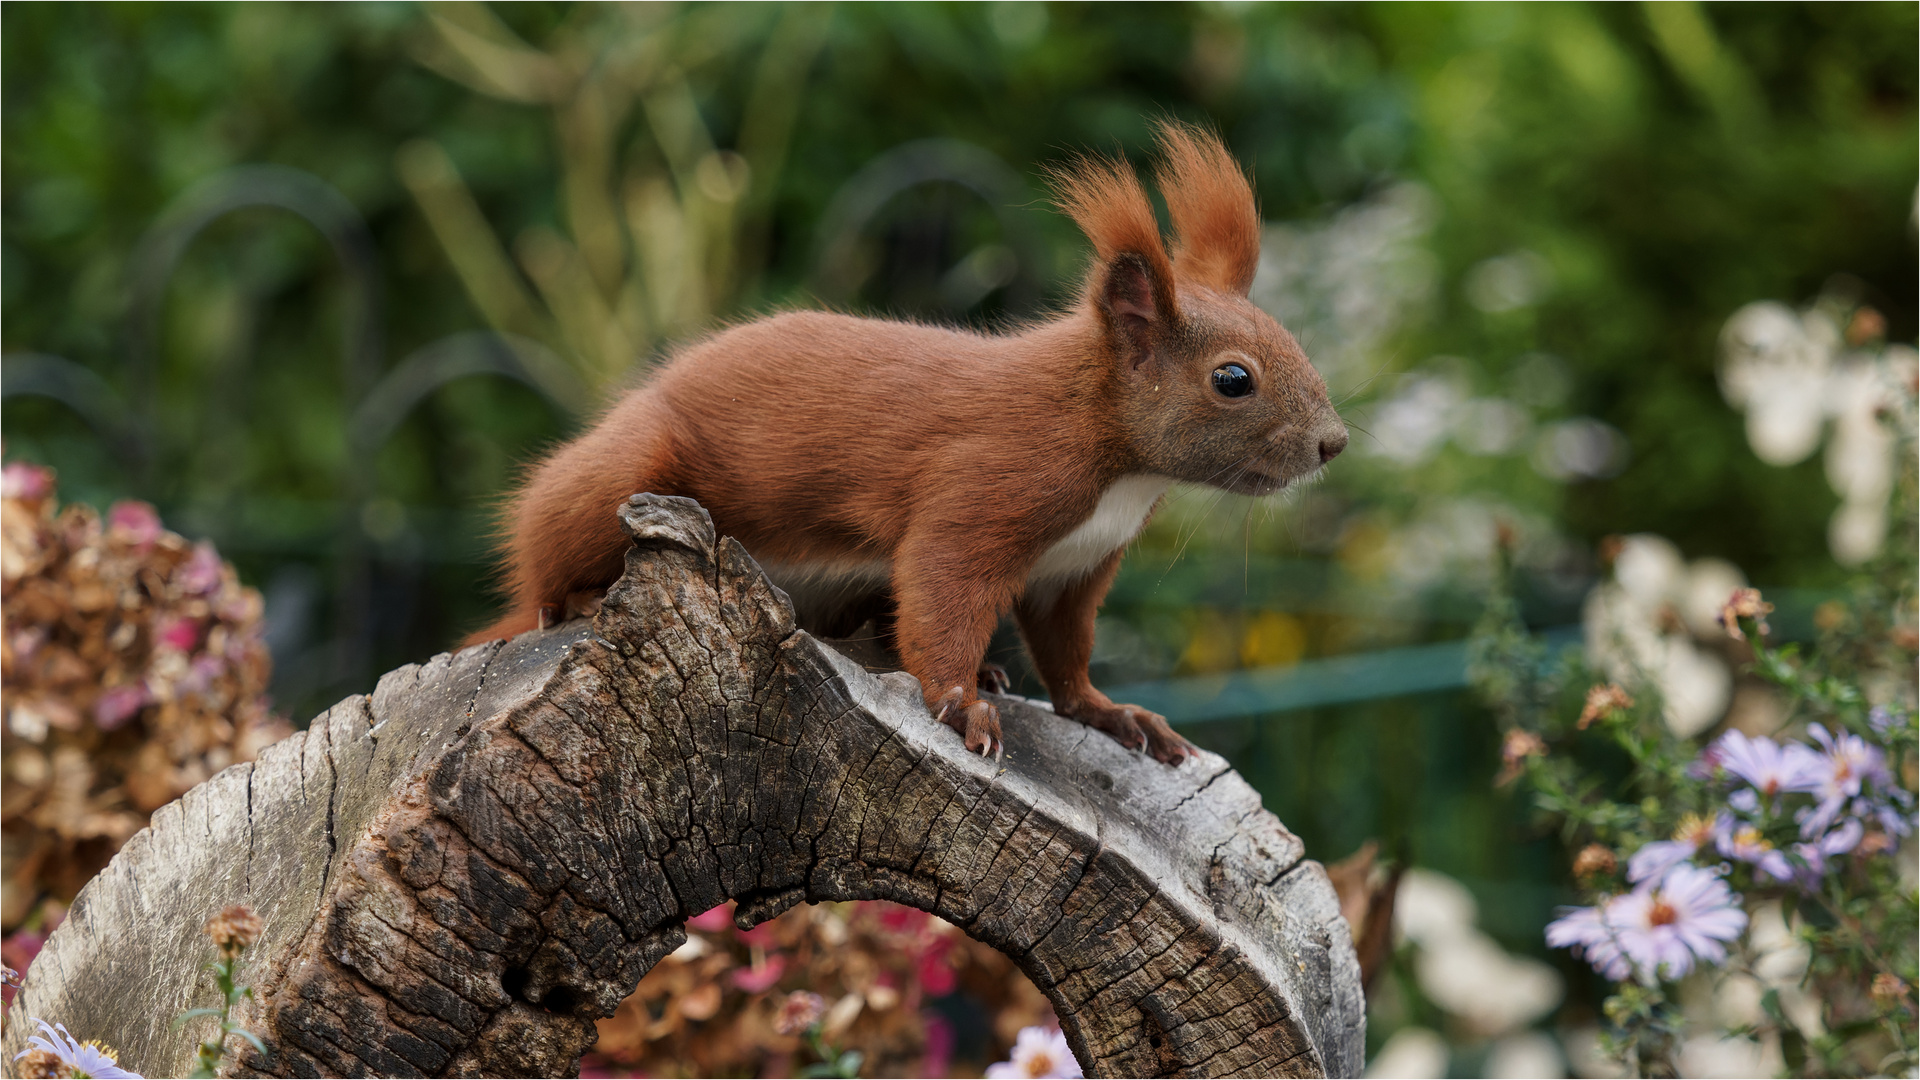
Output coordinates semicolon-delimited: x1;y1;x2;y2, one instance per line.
3;494;1363;1078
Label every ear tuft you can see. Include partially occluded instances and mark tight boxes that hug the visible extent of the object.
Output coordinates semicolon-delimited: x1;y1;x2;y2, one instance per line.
1048;151;1180;330
1153;120;1260;295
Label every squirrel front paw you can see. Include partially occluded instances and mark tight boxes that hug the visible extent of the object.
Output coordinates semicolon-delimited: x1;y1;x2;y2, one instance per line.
933;685;1003;759
1059;698;1194;766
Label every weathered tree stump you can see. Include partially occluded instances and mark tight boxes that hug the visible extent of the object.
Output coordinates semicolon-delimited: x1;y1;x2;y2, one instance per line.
3;496;1363;1078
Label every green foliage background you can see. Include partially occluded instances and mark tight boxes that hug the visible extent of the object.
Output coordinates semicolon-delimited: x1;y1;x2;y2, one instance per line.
4;2;1914;1068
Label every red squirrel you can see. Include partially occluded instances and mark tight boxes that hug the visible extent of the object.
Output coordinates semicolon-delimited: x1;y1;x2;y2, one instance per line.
467;122;1347;766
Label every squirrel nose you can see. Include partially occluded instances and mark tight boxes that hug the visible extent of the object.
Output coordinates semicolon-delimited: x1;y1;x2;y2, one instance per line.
1318;424;1349;464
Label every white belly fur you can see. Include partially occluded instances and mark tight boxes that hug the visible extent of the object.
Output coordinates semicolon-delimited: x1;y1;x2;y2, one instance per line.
1026;473;1170;584
760;473;1168;605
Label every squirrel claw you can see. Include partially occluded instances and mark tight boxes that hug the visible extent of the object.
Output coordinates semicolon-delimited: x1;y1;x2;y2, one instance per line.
933;685;1003;758
976;662;1013;695
1063;699;1194;766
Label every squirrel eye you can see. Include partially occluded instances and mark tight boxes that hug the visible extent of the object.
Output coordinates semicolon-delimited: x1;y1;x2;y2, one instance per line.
1211;363;1253;399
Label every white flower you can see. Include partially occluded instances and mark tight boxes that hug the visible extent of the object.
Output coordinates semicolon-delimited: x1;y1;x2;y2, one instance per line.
14;1018;143;1079
986;1026;1082;1080
1583;538;1735;738
1718;301;1837;466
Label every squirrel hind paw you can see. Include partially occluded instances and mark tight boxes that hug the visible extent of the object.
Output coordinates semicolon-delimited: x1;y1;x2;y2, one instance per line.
1067;700;1194;766
976;662;1013;696
1137;711;1196;767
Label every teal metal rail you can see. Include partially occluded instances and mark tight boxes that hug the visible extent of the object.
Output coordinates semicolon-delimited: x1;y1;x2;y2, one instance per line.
1118;627;1582;725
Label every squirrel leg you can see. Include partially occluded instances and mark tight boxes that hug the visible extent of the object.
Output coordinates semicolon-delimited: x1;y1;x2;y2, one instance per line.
1015;551;1195;766
892;543;1024;758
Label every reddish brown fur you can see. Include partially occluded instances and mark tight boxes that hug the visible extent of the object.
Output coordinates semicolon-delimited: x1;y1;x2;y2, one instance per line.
469;121;1348;764
1156;121;1262;295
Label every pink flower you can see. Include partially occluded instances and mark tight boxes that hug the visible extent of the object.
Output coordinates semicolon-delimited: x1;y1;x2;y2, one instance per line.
154;616;202;654
728;952;786;994
922;1011;956;1077
987;1026;1082;1080
878;904;930;935
106;500;162;551
772;990;826;1036
734;919;781;949
686;904;734;933
1;463;54;501
175;542;224;595
92;684;148;731
916;936;957;997
179;654;226;697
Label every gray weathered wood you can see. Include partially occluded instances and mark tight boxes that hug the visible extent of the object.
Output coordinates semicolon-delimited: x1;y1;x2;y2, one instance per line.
2;494;1363;1078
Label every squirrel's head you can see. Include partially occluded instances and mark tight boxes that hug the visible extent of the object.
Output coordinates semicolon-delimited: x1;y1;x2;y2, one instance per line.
1052;121;1346;495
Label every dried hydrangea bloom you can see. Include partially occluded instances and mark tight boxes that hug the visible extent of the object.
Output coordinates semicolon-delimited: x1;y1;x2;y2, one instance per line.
205;904;263;957
1;463;290;938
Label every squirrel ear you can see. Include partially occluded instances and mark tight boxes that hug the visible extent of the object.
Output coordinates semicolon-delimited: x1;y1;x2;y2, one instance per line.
1048;149;1181;363
1154;121;1260;295
1098;252;1176;367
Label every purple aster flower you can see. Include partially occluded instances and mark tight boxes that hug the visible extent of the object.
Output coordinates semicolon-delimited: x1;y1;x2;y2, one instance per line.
1856;787;1916;839
1765;818;1866;891
1717;822;1793;881
1799;723;1893;836
1797;718;1904;837
1548;902;1633;980
1868;705;1906;736
1608;863;1748;980
14;1018;143;1079
1685;741;1726;781
1808;723;1890;797
1548;864;1747;983
1626;813;1724;884
1713;730;1823;801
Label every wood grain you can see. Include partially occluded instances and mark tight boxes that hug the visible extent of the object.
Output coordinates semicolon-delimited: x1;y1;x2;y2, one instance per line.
2;495;1362;1078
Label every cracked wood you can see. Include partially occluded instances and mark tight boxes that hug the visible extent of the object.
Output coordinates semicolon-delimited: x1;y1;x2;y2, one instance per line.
1;494;1363;1078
